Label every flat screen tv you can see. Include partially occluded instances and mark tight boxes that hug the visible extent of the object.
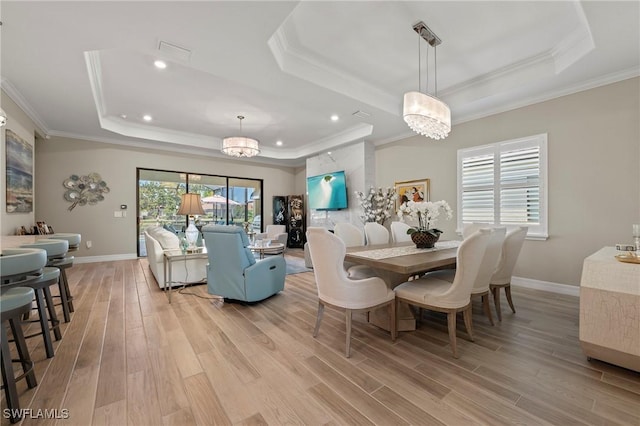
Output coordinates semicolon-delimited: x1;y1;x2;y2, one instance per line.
307;170;348;210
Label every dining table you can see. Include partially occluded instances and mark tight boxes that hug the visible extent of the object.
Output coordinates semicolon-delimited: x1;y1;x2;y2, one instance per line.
345;240;460;331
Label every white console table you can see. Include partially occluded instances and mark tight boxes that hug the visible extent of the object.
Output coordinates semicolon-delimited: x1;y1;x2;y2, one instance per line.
579;247;639;372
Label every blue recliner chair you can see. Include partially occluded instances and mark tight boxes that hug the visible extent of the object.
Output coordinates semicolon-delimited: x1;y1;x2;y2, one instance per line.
202;224;285;302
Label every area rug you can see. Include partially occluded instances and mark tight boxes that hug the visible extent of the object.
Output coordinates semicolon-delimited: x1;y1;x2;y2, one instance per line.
285;256;312;275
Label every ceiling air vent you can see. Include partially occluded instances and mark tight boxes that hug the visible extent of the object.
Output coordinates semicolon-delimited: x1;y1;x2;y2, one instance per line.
352;110;371;119
158;40;192;63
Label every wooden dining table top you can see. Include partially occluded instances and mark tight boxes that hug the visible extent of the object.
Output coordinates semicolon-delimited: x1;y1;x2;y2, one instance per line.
345;241;458;276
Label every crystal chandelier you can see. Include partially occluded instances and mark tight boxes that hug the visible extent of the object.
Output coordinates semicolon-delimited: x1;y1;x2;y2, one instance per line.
403;21;451;140
222;115;260;157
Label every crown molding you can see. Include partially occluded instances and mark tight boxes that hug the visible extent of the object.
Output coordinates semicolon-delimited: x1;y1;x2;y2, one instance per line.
0;77;50;137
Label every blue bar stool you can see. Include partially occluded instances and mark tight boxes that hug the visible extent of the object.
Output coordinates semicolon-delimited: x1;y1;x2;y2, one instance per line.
45;233;81;316
1;249;61;359
1;287;38;424
21;239;73;322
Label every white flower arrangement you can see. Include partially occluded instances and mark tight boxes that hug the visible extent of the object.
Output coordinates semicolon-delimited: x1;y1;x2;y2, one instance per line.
354;187;397;225
397;200;453;236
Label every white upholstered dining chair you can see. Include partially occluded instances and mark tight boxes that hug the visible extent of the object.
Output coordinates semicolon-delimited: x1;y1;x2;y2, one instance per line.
364;222;389;245
426;227;506;326
333;222;374;278
491;226;528;321
333;222;365;247
306;227;396;357
393;228;492;358
390;221;413;243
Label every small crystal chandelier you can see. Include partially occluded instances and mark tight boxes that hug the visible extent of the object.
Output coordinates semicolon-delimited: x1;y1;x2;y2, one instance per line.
403;21;451;140
222;115;260;157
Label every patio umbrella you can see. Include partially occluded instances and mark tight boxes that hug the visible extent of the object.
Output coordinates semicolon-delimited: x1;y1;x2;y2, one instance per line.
201;195;240;220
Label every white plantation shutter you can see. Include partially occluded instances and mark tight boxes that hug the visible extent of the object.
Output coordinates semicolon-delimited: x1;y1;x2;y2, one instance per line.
461;154;494;223
457;134;548;239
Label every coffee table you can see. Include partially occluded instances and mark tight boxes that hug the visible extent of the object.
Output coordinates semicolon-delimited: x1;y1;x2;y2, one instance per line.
248;243;285;259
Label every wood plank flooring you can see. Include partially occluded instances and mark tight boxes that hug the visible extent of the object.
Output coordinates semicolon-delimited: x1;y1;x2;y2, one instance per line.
2;250;639;425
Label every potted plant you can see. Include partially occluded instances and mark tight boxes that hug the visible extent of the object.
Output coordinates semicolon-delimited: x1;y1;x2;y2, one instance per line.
397;200;453;248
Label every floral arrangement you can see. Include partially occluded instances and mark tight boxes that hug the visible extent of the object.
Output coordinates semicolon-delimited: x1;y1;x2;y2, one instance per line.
354;187;397;225
397;200;453;237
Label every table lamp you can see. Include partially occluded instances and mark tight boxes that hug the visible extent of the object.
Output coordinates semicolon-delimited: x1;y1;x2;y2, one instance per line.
177;193;205;249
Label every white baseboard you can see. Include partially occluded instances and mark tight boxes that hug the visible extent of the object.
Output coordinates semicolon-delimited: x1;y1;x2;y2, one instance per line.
512;276;579;297
73;253;138;264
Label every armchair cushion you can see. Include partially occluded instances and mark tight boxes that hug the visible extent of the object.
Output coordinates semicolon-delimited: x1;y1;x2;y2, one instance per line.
256;225;288;248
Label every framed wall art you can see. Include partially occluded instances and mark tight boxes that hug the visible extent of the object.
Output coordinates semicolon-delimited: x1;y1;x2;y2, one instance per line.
395;178;430;209
287;194;305;248
5;129;33;213
272;195;287;226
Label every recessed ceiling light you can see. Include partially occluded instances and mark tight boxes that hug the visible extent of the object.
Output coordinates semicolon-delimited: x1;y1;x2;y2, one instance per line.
327;151;332;155
143;114;152;122
276;140;283;146
330;115;339;121
154;60;167;69
120;114;127;119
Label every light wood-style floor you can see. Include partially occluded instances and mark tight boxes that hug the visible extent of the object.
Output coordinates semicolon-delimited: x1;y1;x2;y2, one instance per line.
2;250;639;426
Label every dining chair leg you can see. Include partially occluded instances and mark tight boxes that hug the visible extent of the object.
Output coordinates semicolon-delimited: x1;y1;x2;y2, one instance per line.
492;286;503;322
505;284;516;313
481;294;494;326
447;311;458;358
390;300;397;341
313;301;324;337
463;305;474;341
345;309;352;358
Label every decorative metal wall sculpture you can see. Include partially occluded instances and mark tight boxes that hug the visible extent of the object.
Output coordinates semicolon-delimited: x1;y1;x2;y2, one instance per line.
63;173;110;211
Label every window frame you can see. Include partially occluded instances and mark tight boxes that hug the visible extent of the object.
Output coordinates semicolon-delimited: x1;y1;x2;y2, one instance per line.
456;133;548;240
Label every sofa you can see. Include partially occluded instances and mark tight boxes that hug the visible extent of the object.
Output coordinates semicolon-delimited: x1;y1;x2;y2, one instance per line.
144;226;208;288
202;224;285;302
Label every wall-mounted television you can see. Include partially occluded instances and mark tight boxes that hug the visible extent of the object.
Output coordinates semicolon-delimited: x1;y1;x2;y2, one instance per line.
307;170;348;210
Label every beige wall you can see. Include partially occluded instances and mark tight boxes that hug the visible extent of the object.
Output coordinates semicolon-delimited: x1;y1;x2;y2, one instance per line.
8;78;640;285
377;77;640;286
1;90;38;235
34;137;297;257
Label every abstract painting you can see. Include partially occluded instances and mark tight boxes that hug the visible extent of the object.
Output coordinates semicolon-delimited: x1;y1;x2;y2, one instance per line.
5;129;33;213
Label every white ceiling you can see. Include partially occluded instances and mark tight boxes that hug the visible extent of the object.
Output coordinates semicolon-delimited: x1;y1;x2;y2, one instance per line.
1;1;638;167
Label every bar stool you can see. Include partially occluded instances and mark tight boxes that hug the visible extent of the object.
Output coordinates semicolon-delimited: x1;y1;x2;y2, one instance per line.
1;287;38;424
45;233;81;315
21;239;73;323
1;249;62;359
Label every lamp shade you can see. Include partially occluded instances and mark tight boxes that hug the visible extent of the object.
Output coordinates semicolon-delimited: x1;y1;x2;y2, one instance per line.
403;91;451;140
177;193;205;216
0;107;7;127
221;136;260;158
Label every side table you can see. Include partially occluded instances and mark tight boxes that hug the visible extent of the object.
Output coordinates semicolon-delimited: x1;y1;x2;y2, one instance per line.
163;248;208;303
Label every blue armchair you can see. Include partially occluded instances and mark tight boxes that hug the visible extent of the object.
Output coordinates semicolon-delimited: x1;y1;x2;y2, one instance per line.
202;224;285;302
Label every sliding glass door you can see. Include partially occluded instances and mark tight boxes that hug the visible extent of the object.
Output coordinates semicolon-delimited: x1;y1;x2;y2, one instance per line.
137;169;262;257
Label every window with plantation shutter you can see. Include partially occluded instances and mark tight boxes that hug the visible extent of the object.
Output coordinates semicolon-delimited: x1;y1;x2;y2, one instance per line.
457;134;548;240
